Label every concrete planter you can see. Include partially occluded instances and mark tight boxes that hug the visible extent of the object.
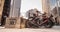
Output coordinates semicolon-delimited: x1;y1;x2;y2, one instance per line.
5;17;21;28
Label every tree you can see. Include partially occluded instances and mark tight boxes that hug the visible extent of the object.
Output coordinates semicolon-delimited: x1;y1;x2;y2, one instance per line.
26;8;41;19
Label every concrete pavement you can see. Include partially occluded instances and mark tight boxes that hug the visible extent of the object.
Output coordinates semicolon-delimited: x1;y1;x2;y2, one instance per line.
0;26;60;32
0;28;60;32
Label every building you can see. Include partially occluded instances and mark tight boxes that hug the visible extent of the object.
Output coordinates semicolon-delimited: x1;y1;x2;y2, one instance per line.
51;0;60;24
42;0;50;16
1;0;11;26
0;0;5;25
5;0;21;28
9;0;21;17
0;0;27;29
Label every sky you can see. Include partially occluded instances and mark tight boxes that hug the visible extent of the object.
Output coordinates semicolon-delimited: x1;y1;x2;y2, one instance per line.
20;0;42;18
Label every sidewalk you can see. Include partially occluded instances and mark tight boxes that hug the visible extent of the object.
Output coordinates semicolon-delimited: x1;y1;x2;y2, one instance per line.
0;26;5;29
0;26;60;32
0;28;60;32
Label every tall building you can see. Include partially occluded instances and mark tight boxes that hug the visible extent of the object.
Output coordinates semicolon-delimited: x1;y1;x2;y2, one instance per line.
9;0;21;17
0;0;5;25
42;0;50;16
51;0;60;24
50;0;60;17
0;0;5;17
1;0;11;25
0;0;21;26
5;0;21;28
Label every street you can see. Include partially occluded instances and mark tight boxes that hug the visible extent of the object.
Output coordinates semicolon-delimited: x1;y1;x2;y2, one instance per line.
0;26;60;32
0;0;60;32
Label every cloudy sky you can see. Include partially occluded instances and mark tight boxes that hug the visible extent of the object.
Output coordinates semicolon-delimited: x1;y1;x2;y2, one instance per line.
20;0;42;18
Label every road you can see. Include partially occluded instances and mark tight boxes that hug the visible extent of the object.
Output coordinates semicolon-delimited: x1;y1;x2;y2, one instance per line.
0;26;60;32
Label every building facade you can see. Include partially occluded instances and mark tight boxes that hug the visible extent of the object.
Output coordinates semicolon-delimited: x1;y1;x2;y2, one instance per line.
1;0;11;25
5;0;21;28
0;0;5;25
9;0;21;17
42;0;50;16
51;0;60;24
